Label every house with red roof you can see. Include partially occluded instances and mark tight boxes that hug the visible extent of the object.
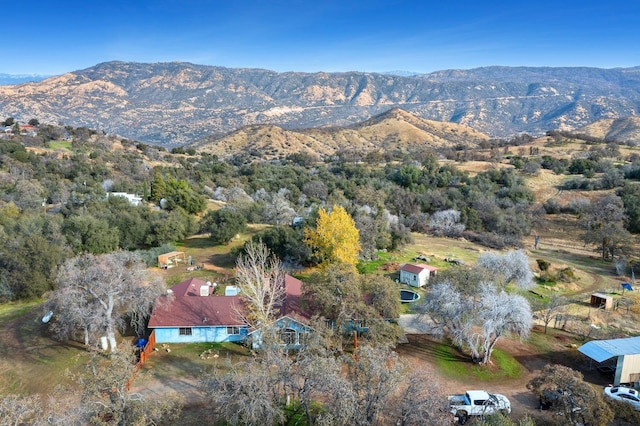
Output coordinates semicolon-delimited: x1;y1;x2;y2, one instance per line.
148;278;249;343
399;263;438;288
148;275;312;346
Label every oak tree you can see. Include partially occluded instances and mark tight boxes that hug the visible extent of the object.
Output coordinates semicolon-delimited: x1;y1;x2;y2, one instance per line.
200;207;247;245
47;251;164;351
477;249;535;290
527;364;613;425
422;280;532;364
581;194;633;261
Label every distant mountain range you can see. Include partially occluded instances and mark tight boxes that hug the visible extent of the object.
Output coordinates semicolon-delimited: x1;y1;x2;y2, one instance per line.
0;61;639;146
0;73;49;85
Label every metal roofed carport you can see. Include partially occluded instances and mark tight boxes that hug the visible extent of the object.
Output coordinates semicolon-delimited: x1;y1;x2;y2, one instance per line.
579;336;640;385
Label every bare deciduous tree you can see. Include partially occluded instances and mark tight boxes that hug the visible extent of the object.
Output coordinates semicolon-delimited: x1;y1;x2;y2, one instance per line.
201;355;286;426
533;294;567;334
422;281;532;364
47;251;164;351
392;368;450;426
235;240;287;328
202;335;449;426
344;345;407;425
477;249;535;290
582;194;633;262
478;283;532;364
75;342;182;425
429;209;465;237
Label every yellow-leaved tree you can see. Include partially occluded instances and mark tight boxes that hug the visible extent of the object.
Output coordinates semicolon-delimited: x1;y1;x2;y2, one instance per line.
304;205;361;267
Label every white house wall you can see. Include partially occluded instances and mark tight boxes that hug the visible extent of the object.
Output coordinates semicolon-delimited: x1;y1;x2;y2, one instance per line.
399;270;427;287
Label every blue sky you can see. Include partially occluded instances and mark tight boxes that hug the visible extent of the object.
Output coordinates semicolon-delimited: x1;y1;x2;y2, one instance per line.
2;0;639;75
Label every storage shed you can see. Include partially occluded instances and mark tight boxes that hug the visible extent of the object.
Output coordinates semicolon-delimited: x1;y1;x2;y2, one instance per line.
157;251;186;268
590;292;613;310
579;336;640;385
399;263;438;288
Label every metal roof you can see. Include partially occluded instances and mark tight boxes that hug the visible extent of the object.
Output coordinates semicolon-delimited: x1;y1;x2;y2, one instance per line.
578;336;640;363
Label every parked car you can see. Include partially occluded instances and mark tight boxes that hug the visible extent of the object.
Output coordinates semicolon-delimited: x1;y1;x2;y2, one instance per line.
448;390;511;424
603;385;640;410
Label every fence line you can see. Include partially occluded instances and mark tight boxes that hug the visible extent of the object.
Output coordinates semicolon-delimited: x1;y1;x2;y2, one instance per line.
137;329;156;368
127;330;156;391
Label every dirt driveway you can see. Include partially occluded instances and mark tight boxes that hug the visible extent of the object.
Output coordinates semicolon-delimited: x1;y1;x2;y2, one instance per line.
396;329;612;424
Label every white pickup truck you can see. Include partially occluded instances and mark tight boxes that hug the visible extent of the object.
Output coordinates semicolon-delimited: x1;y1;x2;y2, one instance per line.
448;390;511;424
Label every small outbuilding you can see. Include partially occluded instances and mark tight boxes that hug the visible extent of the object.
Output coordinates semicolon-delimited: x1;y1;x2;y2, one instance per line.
399;263;438;288
590;292;613;310
579;336;640;385
157;251;186;268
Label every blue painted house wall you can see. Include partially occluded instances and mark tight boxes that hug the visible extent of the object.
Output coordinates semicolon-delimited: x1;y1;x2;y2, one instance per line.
154;326;249;344
250;316;311;350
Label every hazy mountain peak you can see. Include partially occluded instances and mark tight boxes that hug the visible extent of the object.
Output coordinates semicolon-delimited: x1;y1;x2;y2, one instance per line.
0;73;51;85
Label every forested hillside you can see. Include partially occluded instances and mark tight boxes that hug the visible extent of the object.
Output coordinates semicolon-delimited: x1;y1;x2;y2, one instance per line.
1;118;640;302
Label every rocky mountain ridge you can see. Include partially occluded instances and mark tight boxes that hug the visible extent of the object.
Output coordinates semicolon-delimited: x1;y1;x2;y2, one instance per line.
0;61;639;146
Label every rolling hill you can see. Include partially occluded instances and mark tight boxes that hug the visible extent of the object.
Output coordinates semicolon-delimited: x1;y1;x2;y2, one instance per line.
577;116;640;143
192;108;490;160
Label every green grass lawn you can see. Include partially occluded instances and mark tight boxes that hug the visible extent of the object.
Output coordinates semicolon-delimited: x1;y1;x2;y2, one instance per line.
433;343;523;382
47;140;73;151
357;250;396;274
0;299;42;321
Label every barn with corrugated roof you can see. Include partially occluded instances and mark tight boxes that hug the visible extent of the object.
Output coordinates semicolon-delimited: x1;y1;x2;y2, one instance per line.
579;336;640;386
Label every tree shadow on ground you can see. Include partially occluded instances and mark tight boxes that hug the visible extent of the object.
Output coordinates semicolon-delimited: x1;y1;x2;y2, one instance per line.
396;334;468;363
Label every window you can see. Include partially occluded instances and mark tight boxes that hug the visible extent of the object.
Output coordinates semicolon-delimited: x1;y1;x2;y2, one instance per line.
280;328;296;345
179;327;192;336
226;326;240;335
